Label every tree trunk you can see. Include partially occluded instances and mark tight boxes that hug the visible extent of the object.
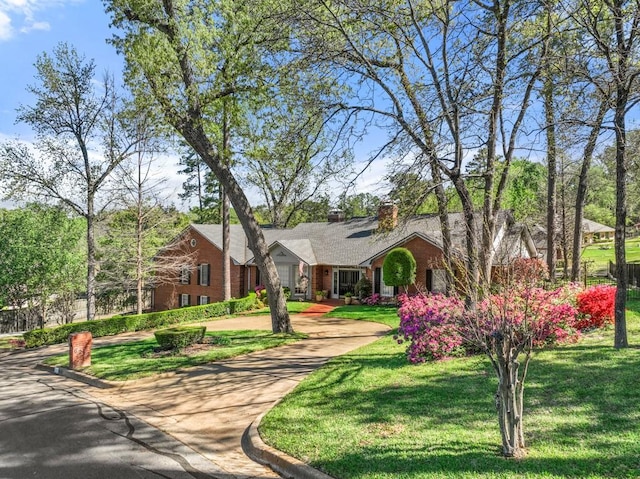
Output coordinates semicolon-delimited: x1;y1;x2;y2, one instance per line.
494;338;527;458
544;76;557;283
571;101;607;281
222;99;232;301
86;197;96;321
451;175;479;306
184;126;292;333
614;87;628;348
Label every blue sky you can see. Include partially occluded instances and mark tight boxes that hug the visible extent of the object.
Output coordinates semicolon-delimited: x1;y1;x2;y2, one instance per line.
0;0;391;208
0;1;124;138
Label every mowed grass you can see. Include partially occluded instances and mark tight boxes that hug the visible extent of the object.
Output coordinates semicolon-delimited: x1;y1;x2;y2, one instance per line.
44;330;306;381
326;304;400;328
581;238;640;271
242;301;314;316
260;304;640;479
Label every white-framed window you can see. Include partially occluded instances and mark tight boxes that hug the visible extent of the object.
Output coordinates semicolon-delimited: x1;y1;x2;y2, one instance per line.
198;295;209;305
180;265;191;284
179;293;190;307
198;264;210;286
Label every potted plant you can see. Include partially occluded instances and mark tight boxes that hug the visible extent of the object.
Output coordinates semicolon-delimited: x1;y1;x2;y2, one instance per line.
344;292;353;305
315;291;324;302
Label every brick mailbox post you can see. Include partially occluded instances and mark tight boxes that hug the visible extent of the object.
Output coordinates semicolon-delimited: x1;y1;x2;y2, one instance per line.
69;331;92;369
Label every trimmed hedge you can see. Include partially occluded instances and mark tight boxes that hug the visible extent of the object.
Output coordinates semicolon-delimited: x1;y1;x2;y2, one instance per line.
23;293;256;348
154;326;206;350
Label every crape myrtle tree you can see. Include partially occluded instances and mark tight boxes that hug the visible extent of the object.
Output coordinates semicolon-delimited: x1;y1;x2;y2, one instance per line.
287;0;548;304
397;258;579;457
104;0;296;333
0;43;140;321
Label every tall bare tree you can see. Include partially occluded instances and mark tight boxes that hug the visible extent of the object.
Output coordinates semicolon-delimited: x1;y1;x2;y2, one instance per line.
568;0;640;348
288;0;547;303
0;43;138;321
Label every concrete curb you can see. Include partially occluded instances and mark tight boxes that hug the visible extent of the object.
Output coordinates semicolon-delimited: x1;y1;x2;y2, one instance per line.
35;363;115;389
242;412;335;479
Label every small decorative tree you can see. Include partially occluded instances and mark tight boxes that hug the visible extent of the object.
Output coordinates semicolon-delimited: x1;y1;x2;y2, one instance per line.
382;248;417;292
397;259;581;458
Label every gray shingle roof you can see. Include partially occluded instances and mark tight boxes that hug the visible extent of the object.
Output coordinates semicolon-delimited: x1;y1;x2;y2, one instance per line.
192;210;524;267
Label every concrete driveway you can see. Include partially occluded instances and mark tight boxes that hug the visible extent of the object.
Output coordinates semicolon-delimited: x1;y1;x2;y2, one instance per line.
1;312;389;478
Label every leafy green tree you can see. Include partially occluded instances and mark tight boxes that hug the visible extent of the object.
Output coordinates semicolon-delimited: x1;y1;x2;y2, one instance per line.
0;205;84;326
338;193;380;218
382;248;417;292
178;149;222;223
0;43;138;321
503;160;546;224
105;0;294;332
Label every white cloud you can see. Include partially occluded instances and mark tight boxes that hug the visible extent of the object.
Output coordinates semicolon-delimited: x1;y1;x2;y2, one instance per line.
20;19;49;33
0;0;78;41
0;10;13;40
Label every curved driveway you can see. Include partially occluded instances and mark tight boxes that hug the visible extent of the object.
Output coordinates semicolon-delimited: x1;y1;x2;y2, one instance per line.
89;314;389;478
3;311;389;478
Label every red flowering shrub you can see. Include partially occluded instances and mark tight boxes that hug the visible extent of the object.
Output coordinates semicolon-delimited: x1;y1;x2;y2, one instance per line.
575;284;616;330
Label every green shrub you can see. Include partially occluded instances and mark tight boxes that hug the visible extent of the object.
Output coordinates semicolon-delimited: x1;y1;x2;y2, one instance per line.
23;293;257;348
154;326;206;350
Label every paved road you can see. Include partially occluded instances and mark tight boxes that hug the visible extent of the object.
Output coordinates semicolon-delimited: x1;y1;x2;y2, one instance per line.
0;312;389;479
0;349;227;479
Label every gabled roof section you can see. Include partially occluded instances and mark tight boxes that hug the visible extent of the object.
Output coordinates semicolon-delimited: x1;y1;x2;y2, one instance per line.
190;224;249;265
271;239;318;265
359;231;443;266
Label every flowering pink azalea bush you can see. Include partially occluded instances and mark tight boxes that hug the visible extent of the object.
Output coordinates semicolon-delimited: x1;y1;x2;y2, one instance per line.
575;284;616;330
362;293;381;305
396;284;581;364
397;293;466;362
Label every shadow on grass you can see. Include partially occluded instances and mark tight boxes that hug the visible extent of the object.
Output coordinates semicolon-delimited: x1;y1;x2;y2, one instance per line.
264;335;640;479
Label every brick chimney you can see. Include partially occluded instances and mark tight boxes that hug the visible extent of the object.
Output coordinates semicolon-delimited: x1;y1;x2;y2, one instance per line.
377;202;398;231
328;209;345;223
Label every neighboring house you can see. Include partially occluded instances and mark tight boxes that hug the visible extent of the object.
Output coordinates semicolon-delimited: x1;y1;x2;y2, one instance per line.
582;219;615;244
533;219;616;262
152;205;537;311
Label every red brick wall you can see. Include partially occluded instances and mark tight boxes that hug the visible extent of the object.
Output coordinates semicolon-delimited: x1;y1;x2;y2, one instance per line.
153;228;246;311
371;236;445;294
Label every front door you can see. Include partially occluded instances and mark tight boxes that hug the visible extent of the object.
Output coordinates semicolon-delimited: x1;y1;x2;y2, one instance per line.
338;269;360;297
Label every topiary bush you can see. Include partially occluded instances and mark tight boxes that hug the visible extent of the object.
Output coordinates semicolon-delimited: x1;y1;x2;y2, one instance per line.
23;293;256;348
382;247;417;291
154;326;206;351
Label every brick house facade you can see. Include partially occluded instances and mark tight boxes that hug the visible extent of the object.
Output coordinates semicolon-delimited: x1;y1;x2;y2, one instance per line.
153;206;537;311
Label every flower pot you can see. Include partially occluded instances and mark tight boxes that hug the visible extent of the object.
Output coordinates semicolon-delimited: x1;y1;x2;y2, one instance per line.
344;296;352;305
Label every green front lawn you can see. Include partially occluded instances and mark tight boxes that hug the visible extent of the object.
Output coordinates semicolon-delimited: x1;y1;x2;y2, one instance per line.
326;304;400;328
243;301;314;316
44;330;306;381
581;238;640;271
260;304;640;479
